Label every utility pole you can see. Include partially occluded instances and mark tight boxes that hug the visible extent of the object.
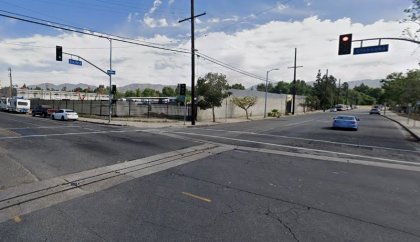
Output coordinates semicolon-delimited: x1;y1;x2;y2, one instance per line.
179;1;205;125
108;39;112;124
337;79;341;105
288;48;303;115
8;67;12;98
323;69;328;112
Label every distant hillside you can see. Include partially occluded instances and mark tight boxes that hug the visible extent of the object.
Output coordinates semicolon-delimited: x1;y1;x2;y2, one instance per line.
118;84;177;92
288;79;383;89
27;83;97;91
347;79;382;88
26;83;179;92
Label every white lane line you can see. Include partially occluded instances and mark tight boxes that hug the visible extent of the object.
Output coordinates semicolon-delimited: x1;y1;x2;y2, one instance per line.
283;119;315;127
237;146;420;172
8;125;82;130
0;129;135;140
189;128;420;154
168;131;419;165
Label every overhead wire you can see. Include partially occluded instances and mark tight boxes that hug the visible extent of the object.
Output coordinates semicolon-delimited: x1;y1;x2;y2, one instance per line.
0;9;276;84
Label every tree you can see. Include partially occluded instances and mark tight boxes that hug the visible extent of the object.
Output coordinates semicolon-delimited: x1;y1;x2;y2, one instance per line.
162;86;176;96
135;88;141;97
274;81;290;94
74;87;83;92
256;82;275;93
312;70;337;111
196;72;229;122
231;96;257;120
341;82;349;104
228;83;245;90
294;80;312;96
142;88;158;97
402;0;420;40
124;90;136;97
382;69;420;107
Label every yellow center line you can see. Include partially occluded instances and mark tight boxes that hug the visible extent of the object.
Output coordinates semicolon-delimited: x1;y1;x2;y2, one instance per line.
182;192;212;203
14;216;22;223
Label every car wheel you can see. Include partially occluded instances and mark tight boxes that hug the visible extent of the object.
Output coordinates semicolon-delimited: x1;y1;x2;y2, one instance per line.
61;116;64;121
43;113;47;118
32;112;35;117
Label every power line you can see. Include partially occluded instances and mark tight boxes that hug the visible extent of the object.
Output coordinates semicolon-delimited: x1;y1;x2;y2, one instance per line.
0;10;190;54
0;10;278;84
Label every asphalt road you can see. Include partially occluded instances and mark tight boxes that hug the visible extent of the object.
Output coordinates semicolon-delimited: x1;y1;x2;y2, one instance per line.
0;109;420;241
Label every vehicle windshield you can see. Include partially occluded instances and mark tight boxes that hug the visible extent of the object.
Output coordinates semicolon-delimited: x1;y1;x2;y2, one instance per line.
335;116;355;120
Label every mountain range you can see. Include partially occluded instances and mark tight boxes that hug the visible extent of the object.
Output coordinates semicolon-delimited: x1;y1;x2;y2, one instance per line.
25;79;383;92
26;83;176;92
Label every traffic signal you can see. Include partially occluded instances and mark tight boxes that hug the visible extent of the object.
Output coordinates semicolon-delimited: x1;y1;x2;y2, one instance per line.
111;85;117;95
56;46;63;61
179;83;186;95
338;34;352;55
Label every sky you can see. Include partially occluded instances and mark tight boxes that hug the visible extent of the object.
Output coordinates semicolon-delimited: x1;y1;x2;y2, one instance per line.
0;0;418;89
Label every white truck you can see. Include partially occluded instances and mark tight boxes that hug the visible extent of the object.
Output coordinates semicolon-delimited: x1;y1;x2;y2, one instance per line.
7;97;30;113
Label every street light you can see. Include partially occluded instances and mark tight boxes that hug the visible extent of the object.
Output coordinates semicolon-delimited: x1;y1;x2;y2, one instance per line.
264;68;279;118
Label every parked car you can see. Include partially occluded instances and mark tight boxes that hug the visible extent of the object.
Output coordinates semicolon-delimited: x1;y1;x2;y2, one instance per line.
330;107;337;112
335;104;345;111
32;105;58;118
51;109;78;121
332;115;359;131
369;108;381;115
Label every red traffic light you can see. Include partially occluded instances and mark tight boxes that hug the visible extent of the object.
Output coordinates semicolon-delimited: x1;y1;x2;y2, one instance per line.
338;34;352;55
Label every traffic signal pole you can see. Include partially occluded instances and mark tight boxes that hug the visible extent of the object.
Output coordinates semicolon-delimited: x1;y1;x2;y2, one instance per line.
108;39;112;124
58;45;113;123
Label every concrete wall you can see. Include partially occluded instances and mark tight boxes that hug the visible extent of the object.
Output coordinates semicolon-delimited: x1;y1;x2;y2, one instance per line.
196;89;307;121
28;89;307;121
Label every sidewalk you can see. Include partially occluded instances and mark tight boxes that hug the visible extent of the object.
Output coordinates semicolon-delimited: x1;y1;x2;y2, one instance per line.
77;116;253;128
383;111;420;141
76;111;317;129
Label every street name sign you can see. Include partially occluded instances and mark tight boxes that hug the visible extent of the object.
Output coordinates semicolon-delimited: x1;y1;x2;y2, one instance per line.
69;59;82;66
107;70;116;75
353;44;389;55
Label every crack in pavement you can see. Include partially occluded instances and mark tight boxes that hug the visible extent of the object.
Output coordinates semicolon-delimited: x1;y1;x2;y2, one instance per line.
174;172;420;239
264;207;300;242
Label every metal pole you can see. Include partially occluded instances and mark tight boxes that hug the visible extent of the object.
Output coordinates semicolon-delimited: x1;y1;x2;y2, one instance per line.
108;39;112;124
264;70;269;118
190;0;196;125
8;67;12;98
292;48;297;115
323;69;328;112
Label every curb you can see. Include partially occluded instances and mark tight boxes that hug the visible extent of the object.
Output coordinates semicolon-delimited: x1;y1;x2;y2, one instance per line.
382;114;420;141
77;119;127;127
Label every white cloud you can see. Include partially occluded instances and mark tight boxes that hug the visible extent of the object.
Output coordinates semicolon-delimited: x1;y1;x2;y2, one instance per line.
158;18;168;27
143;16;169;28
276;2;288;11
208;18;220;23
127;13;133;23
0;17;418;89
149;0;162;14
222;16;239;22
143;16;157;28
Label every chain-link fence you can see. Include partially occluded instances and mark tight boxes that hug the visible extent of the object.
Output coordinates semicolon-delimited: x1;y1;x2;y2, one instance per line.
30;99;191;120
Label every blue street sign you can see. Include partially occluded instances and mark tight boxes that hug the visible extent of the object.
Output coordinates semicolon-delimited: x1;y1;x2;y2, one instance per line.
353;44;389;55
107;70;116;75
69;59;82;66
